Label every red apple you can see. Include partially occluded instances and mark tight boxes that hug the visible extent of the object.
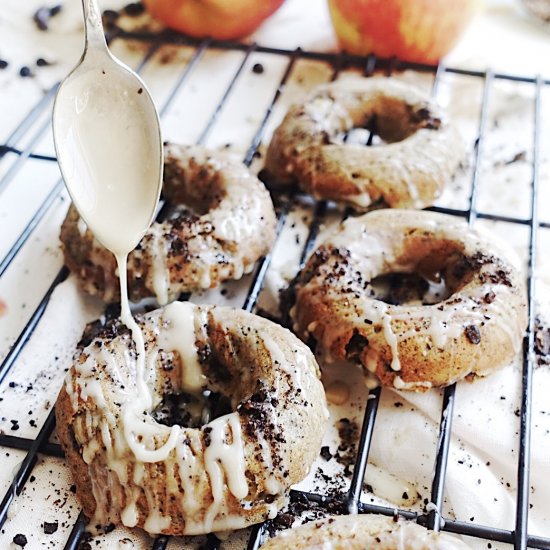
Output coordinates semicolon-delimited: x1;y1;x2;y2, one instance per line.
328;0;481;64
142;0;286;40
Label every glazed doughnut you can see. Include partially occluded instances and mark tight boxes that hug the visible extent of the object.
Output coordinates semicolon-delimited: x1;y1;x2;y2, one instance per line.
261;514;472;549
56;302;327;535
289;209;527;390
60;144;277;304
264;77;463;211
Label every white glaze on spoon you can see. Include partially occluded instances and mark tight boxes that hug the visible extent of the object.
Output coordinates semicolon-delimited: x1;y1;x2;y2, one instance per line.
54;68;162;254
53;0;162;258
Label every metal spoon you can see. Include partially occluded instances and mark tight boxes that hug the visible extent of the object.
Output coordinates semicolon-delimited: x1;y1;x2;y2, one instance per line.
52;0;163;257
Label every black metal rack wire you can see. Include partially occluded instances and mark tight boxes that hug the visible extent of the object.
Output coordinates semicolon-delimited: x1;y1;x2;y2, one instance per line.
0;29;548;550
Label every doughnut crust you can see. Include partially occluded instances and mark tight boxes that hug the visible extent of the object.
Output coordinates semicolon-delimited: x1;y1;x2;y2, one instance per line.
55;302;327;535
264;77;463;211
289;209;527;390
60;144;277;304
261;514;472;549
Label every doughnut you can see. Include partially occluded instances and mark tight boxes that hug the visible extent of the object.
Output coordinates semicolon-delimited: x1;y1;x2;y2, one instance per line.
261;514;472;549
289;209;527;390
60;144;277;304
55;301;327;535
264;77;463;211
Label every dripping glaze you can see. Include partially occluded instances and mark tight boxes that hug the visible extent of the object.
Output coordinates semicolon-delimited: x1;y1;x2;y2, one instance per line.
55;66;325;536
53;67;257;533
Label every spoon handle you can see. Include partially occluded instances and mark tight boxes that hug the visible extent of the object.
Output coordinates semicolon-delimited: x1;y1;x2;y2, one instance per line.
81;0;108;51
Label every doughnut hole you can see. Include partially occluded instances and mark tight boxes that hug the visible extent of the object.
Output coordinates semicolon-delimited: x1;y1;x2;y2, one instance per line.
162;148;227;216
154;149;226;231
151;390;232;429
367;238;478;306
368;272;449;305
347;95;441;139
336;114;381;147
336;96;441;147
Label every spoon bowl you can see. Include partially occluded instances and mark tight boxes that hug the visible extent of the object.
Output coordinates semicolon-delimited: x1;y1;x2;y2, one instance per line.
52;0;163;257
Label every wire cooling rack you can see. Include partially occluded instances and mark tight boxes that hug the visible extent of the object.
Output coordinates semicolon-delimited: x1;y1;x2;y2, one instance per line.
0;26;549;550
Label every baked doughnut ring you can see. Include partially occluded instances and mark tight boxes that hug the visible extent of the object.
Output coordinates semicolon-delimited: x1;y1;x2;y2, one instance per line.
264;77;463;211
60;144;277;304
290;209;527;390
261;514;472;549
56;302;327;535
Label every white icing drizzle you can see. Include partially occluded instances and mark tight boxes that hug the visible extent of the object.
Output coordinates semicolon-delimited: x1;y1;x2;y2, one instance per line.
307;321;318;333
262;332;303;390
200;268;212;289
393;376;433;391
117;253;149;405
365;349;378;373
345;191;373;209
267;502;280;519
357;300;402;371
143;483;171;534
116;253;182;464
382;314;400;371
425;502;446;528
389;297;489;355
264;475;283;497
148;224;170;306
328;217;395;266
232;259;245;281
124;417;180;464
157;301;206;392
397;520;406;550
203;413;248;530
82;436;101;464
175;439;202;525
80;378;107;409
215;216;247;243
256;430;283;496
120;488;140;527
